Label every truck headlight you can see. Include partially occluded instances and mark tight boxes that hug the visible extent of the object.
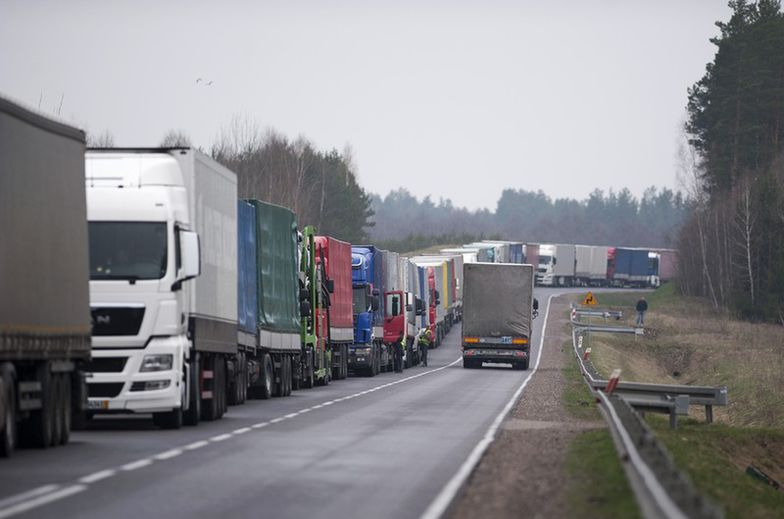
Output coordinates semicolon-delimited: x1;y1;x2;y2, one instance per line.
140;354;173;372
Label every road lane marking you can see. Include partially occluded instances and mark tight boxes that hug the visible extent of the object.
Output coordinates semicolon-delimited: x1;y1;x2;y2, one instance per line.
78;470;116;484
0;485;86;519
0;485;60;510
121;459;153;471
421;294;556;519
153;449;183;461
0;351;462;518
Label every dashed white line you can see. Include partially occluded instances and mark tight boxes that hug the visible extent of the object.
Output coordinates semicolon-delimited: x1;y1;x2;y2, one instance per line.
121;459;153;472
184;440;209;451
251;422;269;429
233;427;252;435
153;449;183;461
0;485;86;519
209;433;233;443
78;469;116;484
0;485;60;510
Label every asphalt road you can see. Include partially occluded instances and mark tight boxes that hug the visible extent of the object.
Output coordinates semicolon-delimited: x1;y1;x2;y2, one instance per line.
0;288;578;519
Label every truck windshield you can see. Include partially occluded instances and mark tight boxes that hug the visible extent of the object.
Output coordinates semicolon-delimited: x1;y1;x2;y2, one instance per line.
353;287;368;315
89;222;168;280
539;255;552;265
385;293;402;317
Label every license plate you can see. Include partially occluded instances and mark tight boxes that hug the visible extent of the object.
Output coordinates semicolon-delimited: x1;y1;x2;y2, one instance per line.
88;400;109;410
501;337;512;344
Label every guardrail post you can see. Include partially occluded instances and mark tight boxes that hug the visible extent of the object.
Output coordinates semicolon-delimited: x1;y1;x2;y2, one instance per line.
669;407;677;429
706;405;713;424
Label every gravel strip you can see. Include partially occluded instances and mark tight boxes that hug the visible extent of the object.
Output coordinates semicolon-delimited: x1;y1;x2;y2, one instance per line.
450;296;605;519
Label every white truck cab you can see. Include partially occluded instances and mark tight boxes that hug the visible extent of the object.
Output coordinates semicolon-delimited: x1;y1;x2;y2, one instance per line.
85;149;234;428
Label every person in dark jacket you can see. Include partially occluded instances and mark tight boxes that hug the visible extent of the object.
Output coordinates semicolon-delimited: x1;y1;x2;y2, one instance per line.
394;333;405;373
636;297;648;326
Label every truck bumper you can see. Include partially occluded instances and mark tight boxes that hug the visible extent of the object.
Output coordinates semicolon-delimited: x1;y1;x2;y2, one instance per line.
463;349;528;363
87;337;186;414
348;345;373;367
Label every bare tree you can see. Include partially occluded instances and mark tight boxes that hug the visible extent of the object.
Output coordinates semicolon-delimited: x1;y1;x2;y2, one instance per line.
732;177;756;306
159;129;191;147
87;129;115;147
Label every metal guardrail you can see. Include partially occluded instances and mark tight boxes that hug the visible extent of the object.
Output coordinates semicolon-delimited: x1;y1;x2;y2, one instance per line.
569;317;725;518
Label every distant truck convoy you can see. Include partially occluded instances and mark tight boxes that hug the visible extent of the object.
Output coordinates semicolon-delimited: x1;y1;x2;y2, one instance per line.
461;263;537;370
1;96;91;455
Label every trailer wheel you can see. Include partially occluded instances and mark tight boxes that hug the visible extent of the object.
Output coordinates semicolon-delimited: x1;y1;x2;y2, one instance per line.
51;373;65;446
60;373;72;445
27;363;54;448
202;356;223;420
183;356;201;426
0;365;17;457
260;354;273;399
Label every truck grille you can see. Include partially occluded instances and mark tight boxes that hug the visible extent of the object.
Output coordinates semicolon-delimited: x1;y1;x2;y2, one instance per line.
87;383;124;398
84;357;128;373
91;307;145;336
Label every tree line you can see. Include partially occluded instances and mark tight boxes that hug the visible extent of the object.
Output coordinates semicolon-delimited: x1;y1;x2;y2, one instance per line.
678;0;784;322
370;186;688;252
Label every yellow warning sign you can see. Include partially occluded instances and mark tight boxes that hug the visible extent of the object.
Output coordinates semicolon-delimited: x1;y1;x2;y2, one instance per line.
583;291;597;306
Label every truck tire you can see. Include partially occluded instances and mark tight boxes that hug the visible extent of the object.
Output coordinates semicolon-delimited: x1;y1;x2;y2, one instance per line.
153;405;183;429
202;356;222;420
60;373;72;445
0;365;17;457
183;356;201;426
27;363;54;448
302;351;314;389
51;373;65;447
260;354;273;399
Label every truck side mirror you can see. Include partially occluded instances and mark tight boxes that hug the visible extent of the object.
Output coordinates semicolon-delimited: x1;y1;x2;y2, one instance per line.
180;231;200;280
405;304;413;312
326;279;335;294
392;299;399;316
552;257;557;265
300;300;311;318
372;289;380;297
434;290;440;305
533;298;539;311
371;296;379;312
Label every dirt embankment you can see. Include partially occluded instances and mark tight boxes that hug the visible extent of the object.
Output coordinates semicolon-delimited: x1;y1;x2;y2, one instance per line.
450;296;604;519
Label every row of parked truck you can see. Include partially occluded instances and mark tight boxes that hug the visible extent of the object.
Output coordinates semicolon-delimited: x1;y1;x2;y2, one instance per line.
437;241;676;289
0;96;469;455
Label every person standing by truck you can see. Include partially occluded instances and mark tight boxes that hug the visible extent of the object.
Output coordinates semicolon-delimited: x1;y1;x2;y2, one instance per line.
417;327;429;367
636;296;648;326
394;333;405;373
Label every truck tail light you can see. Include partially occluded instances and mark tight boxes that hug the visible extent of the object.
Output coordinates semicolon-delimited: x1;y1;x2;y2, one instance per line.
464;337;479;343
512;338;528;345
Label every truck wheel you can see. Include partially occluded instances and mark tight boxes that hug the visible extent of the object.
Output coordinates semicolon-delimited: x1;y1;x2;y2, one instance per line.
28;363;54;448
60;373;72;445
202;357;222;420
153;406;183;429
217;359;227;417
283;356;292;397
183;356;201;426
260;354;273;399
0;366;17;457
51;373;65;447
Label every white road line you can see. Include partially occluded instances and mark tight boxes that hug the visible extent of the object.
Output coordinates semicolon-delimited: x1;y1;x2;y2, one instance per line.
251;422;269;429
0;485;86;519
153;449;183;461
78;469;116;484
420;294;557;519
233;427;252;435
210;433;233;442
184;440;209;451
0;485;60;510
121;459;153;471
283;413;299;419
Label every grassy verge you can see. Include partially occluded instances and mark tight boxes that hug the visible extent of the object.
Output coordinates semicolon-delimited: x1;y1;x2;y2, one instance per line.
576;284;784;517
561;336;640;517
565;430;640;518
649;416;784;519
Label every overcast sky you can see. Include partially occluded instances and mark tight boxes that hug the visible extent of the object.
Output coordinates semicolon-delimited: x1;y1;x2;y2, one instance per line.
1;0;730;210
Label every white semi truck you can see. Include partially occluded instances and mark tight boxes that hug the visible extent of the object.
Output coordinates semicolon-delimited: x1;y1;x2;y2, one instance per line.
536;244;576;286
85;148;237;428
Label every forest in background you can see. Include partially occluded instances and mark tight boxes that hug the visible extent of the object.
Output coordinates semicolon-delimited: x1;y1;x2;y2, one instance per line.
369;187;687;252
678;0;784;321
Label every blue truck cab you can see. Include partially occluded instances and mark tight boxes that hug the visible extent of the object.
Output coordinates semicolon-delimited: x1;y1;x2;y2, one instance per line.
350;246;383;374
